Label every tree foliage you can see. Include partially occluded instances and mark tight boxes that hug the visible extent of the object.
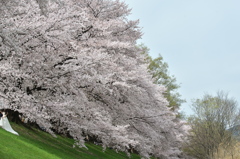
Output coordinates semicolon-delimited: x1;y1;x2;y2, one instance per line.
139;44;185;111
185;91;240;159
0;0;187;158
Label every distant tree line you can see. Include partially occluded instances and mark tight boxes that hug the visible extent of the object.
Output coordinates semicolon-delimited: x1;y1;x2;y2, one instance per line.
184;91;240;159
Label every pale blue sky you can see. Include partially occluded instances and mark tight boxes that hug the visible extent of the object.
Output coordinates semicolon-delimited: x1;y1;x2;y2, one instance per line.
125;0;240;115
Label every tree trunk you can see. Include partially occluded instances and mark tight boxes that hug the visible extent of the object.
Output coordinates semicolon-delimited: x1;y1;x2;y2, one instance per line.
5;109;22;124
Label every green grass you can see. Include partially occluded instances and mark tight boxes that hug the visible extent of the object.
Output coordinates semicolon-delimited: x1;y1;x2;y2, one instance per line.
0;123;142;159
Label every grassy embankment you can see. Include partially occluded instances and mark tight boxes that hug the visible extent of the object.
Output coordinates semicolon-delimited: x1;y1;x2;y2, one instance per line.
214;143;240;159
0;123;143;159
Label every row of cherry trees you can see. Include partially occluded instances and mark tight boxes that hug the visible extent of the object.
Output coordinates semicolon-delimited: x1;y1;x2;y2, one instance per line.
0;0;188;158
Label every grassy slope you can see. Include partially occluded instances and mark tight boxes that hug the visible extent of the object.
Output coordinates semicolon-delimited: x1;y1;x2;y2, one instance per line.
0;123;142;159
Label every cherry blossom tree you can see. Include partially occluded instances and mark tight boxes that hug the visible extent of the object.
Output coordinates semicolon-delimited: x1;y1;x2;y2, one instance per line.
0;0;187;158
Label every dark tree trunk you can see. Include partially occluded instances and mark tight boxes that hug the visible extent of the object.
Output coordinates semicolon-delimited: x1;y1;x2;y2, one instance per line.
5;109;22;124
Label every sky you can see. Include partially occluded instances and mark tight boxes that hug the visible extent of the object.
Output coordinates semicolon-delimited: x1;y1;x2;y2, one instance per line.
125;0;240;116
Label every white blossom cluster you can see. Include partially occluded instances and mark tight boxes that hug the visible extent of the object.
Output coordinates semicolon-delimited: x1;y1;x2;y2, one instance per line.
0;0;188;158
